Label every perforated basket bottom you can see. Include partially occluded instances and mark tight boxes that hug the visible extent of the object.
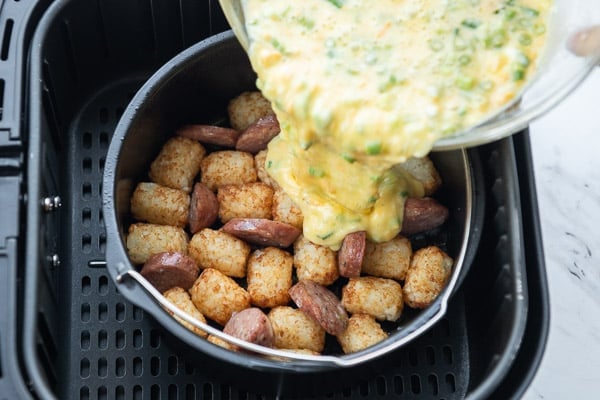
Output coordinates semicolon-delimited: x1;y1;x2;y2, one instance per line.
58;79;471;400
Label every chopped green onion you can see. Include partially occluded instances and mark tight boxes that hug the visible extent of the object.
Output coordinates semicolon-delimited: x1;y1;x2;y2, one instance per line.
365;140;382;155
317;232;334;240
325;0;344;8
399;190;410;198
271;38;288;54
458;54;472;66
522;7;540;17
461;19;481;29
342;153;356;163
308;166;325;177
266;160;273;169
518;33;532;46
533;23;546;35
486;30;506;48
368;195;378;204
512;69;525;81
504;8;517;20
456;75;475;90
297;16;315;29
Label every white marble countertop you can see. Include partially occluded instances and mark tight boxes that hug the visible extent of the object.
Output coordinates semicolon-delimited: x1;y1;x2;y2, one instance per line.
523;68;600;399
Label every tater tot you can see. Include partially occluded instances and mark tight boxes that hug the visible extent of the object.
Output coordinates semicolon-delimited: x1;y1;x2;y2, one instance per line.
341;277;404;322
130;182;190;227
228;91;273;131
188;228;250;278
126;223;188;265
247;247;293;308
163;287;208;337
268;306;326;353
362;236;412;281
217;182;273;223
190;268;251;326
200;150;257;191
403;246;453;309
207;334;238;351
400;156;442;196
149;136;205;193
336;314;388;354
272;188;303;229
293;235;339;286
254;150;280;189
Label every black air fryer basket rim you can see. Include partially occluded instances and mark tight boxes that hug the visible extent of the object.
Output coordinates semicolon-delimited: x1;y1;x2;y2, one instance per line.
102;30;484;372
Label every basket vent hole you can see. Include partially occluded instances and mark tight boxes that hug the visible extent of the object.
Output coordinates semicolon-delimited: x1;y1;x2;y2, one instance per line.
98;385;108;400
116;357;126;377
446;373;457;393
82;182;92;199
100;131;109;147
150;356;160;376
151;384;160;400
83;157;92;174
80;386;90;400
410;375;422;394
116;303;125;322
0;79;5;121
150;329;161;348
133;329;143;348
81;276;91;295
375;376;386;396
98;330;108;349
202;382;213;399
443;345;454;364
98;275;109;295
83;132;92;149
133;357;143;377
116;385;125;400
99;233;106;252
82;208;92;226
99;157;106;172
133;305;144;321
359;379;369;396
393;375;404;395
167;355;178;375
1;19;14;61
98;357;108;377
99;208;104;225
80;358;90;378
168;384;178;400
82;234;92;253
80;330;90;350
133;384;143;400
115;329;125;349
185;384;196;399
98;302;108;322
428;374;439;396
81;303;91;322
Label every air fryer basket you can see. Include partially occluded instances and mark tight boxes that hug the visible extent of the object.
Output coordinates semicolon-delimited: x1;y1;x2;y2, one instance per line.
15;0;549;399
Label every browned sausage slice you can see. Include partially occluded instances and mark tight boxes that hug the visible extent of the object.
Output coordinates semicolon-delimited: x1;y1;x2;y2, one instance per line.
338;231;366;278
221;218;301;248
289;280;348;336
223;307;275;347
235;114;280;153
401;197;449;235
188;182;219;234
140;251;199;293
177;124;241;147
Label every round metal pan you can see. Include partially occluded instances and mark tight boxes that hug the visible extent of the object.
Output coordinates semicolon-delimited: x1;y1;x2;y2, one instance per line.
102;30;484;373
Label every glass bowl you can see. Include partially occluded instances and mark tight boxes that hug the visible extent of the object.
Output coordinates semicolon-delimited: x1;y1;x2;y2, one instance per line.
219;0;600;150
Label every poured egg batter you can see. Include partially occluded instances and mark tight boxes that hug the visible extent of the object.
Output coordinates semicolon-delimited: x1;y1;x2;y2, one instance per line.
242;0;552;248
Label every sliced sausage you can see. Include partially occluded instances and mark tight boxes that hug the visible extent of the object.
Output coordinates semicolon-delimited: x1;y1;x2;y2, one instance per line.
221;218;301;248
401;197;449;235
235;114;280;153
289;280;348;336
140;251;199;293
337;231;366;278
188;182;219;234
177;124;241;148
223;307;275;347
